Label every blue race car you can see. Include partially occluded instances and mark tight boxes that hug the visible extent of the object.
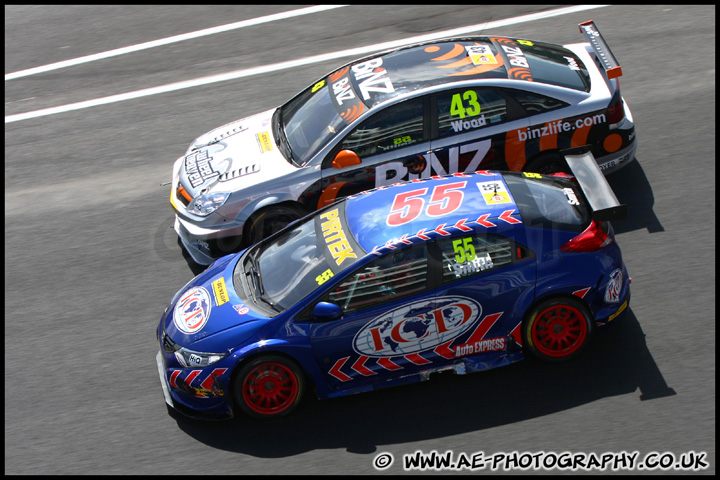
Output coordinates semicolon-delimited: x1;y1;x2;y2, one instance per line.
156;148;630;419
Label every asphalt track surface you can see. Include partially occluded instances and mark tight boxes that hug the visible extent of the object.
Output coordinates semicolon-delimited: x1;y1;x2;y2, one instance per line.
5;4;715;475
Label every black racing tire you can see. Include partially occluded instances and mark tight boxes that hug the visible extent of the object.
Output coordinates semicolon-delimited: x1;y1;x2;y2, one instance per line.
242;204;306;248
234;355;305;419
523;153;569;174
522;297;593;362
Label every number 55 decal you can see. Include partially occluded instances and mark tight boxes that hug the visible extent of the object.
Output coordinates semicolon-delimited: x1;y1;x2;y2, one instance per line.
387;181;467;226
452;237;476;263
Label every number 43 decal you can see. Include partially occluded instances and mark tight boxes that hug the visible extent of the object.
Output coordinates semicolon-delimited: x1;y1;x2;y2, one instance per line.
450;90;482;119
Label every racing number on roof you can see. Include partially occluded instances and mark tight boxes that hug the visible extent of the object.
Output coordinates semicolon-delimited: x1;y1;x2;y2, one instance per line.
387;181;467;226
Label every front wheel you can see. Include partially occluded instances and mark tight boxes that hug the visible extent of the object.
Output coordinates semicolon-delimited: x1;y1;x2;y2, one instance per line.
522;297;593;362
242;204;306;248
234;356;305;419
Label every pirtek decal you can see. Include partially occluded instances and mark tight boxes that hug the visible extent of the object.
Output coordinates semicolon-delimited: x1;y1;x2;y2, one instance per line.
320;208;358;266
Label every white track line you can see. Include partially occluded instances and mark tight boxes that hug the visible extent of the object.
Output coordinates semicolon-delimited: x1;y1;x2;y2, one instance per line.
5;5;607;124
4;5;348;81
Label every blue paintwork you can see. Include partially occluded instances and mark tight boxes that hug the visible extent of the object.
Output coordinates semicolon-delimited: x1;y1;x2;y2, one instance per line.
156;171;630;419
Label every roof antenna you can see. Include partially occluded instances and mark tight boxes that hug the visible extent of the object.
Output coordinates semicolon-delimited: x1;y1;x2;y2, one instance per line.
476;16;493;37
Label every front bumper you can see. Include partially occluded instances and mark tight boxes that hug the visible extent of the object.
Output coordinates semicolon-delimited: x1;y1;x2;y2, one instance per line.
155;346;235;419
173;217;244;266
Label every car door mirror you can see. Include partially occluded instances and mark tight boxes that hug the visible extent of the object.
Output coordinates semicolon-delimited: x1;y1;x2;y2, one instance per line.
313;302;343;322
332;149;361;169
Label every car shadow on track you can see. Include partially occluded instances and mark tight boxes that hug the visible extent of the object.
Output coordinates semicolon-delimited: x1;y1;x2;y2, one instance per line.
170;309;676;457
606;157;664;234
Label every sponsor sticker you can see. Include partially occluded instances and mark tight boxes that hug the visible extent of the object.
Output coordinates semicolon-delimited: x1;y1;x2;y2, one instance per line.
564;187;580;205
604;268;623;303
353;296;481;357
174;287;212;334
465;45;498;65
477;181;512;205
233;304;249;315
211;277;230;306
185;149;218;188
320;208;358;266
256;132;273;153
454;336;506;357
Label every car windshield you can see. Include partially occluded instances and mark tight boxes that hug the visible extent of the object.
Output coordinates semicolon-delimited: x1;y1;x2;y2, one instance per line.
518;40;591;91
234;203;364;313
279;83;348;167
502;172;590;232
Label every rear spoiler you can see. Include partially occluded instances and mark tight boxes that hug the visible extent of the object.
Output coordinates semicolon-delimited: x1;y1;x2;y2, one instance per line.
578;20;622;79
562;146;627;222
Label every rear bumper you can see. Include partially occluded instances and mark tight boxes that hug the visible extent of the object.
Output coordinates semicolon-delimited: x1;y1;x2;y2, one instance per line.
596;138;637;175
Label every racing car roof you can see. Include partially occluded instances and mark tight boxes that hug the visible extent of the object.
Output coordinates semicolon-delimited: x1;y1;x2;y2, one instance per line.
336;36;591;108
343;172;525;253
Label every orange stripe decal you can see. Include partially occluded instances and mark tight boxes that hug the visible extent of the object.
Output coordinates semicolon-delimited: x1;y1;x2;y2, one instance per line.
571;123;592;148
428;43;465;61
539;122;558;152
505;129;526;171
318;181;347;209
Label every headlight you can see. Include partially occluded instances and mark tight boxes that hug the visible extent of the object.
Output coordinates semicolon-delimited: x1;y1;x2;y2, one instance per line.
187;191;230;216
174;347;228;368
161;329;226;367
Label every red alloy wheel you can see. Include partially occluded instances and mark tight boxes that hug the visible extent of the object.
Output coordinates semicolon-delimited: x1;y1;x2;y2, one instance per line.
530;304;589;358
240;361;301;416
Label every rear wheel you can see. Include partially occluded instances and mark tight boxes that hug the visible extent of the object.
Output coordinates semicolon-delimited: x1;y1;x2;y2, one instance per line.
234;356;305;418
243;204;306;248
523;153;569;174
523;297;593;362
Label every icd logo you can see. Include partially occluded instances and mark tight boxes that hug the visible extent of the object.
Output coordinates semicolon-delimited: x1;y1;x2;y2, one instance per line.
174;287;212;334
353;296;481;357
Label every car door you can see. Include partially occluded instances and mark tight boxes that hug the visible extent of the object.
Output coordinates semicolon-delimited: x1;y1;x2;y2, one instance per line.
306;231;536;393
318;96;432;207
430;231;537;360
307;242;445;390
428;86;531;173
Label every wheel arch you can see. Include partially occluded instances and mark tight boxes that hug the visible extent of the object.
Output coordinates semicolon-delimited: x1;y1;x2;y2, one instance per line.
522;149;568;174
228;341;322;406
521;293;595;361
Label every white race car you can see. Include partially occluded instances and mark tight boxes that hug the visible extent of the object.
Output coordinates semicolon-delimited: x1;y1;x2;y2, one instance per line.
169;20;636;265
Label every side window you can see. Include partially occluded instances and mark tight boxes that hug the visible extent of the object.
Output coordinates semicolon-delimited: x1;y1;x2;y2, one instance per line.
436;88;508;138
505;89;568;116
339;98;425;158
328;244;428;314
439;234;515;282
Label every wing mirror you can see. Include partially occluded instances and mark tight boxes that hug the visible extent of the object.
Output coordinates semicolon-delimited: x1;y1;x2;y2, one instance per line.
313;302;343;322
332;149;361;169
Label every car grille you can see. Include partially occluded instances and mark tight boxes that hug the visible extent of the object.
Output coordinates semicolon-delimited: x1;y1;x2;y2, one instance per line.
175;184;192;207
161;328;180;354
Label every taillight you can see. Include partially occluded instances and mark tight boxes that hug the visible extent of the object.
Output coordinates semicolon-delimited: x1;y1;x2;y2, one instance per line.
560;220;612;252
607;82;625;126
